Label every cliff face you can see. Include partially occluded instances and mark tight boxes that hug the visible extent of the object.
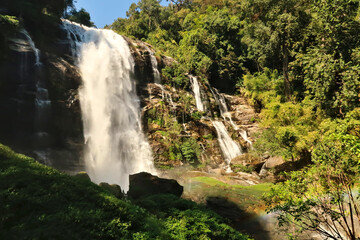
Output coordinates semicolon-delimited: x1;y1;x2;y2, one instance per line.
0;22;260;176
125;38;259;170
0;25;83;172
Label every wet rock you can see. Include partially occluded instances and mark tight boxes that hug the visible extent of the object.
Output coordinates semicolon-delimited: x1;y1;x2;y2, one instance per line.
128;172;183;199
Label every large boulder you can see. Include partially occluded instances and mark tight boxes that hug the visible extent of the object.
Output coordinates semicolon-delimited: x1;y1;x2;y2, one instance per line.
99;182;124;199
128;172;183;199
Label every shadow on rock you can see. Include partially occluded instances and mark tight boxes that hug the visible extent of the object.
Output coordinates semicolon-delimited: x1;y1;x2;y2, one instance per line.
206;196;271;240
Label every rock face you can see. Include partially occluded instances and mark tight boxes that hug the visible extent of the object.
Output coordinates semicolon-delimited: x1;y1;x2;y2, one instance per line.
0;25;84;173
128;172;183;199
0;21;261;180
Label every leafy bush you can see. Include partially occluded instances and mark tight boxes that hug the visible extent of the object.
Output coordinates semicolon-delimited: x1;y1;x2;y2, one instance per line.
180;137;201;164
135;194;252;240
0;144;251;239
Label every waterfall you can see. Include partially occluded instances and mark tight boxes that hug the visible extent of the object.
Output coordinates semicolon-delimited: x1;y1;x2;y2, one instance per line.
20;29;41;66
212;121;242;171
189;75;204;112
210;87;238;130
145;46;161;84
211;87;253;147
62;20;155;191
155;83;175;109
240;130;253;149
20;28;51;147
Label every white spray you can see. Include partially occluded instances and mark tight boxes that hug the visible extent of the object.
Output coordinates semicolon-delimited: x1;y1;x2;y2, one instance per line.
62;20;155;191
189;75;204;112
212;121;243;171
145;46;161;84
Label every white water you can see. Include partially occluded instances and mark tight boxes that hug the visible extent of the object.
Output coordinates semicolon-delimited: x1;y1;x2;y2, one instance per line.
240;130;253;149
20;28;52;144
211;87;254;148
212;121;242;171
19;28;51;109
189;75;205;111
211;88;238;129
20;29;41;66
145;46;161;84
62;20;155;191
155;83;175;108
35;87;51;109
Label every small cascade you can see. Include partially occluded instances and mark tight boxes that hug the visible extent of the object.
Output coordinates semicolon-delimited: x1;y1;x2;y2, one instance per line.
211;87;254;147
20;28;52;149
20;29;41;66
189;75;205;112
145;46;161;84
212;121;243;171
240;129;253;149
62;20;155;191
155;83;175;109
35;86;51;109
210;88;238;129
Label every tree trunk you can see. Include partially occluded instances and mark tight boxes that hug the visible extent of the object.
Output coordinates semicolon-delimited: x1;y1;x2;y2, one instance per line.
282;42;291;101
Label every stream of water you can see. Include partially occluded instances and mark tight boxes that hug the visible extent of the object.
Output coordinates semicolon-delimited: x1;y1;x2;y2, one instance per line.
62;20;155;191
189;75;205;112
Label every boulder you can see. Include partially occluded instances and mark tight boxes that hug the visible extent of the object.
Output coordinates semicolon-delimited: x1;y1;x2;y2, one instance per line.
99;182;124;199
74;171;91;181
128;172;183;199
264;156;285;169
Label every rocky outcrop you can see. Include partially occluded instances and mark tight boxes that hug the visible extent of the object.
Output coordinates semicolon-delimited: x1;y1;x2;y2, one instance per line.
99;182;124;199
128;172;183;199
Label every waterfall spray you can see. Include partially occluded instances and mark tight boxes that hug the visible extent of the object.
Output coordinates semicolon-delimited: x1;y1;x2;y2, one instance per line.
62;20;155;191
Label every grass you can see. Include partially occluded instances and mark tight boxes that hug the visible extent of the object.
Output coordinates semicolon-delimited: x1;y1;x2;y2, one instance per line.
0;144;252;239
185;176;272;214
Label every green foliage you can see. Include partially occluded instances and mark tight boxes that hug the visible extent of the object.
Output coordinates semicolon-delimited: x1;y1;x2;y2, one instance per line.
202;133;213;140
162;64;189;89
264;110;360;238
242;68;284;109
0;144;163;239
135;194;252;240
232;164;254;174
191;111;203;121
0;14;19;59
0;144;250;239
65;8;95;27
180;137;201;164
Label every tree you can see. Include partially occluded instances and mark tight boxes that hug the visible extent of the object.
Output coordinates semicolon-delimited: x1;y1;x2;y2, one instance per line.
265;110;360;239
65;8;95;27
291;0;360;116
243;0;311;100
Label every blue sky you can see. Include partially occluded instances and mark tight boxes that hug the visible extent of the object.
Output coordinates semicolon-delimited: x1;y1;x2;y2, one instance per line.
74;0;168;28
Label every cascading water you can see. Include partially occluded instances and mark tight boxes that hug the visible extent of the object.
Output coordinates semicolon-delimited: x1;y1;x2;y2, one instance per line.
210;87;253;148
155;83;175;109
189;75;205;112
240;130;253;149
20;29;41;66
21;28;52;149
62;20;155;191
212;121;242;171
145;46;161;84
211;87;238;130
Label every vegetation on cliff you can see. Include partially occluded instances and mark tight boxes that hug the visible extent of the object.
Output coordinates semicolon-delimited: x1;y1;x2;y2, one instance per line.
110;0;360;238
